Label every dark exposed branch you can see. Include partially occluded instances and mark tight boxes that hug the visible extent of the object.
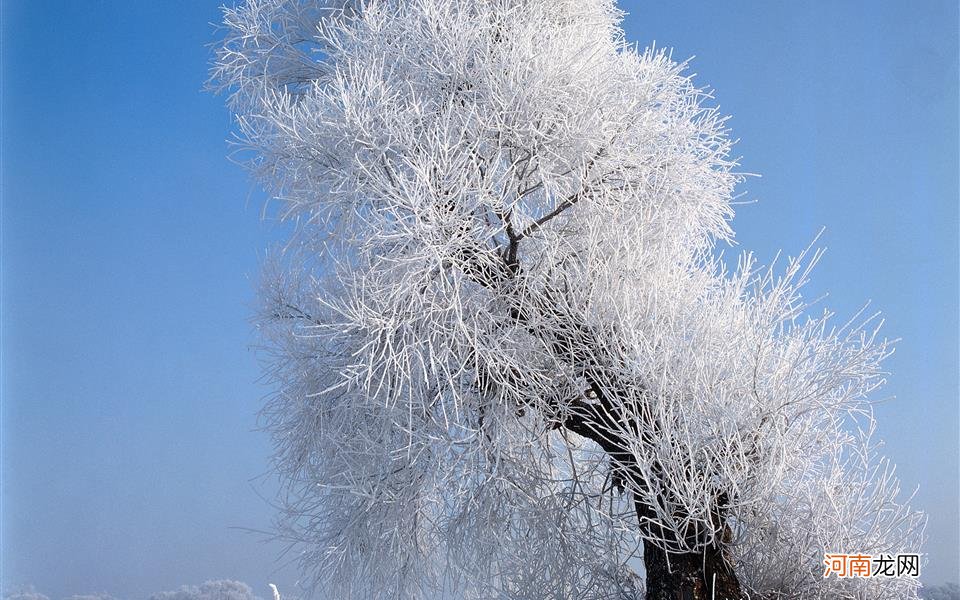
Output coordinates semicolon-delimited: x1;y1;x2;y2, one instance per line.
518;144;609;240
272;302;324;326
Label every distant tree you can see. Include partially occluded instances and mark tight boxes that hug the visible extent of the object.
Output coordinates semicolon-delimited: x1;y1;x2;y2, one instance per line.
2;588;118;600
148;580;261;600
922;583;960;600
3;586;49;600
4;581;266;600
64;594;119;600
212;1;925;598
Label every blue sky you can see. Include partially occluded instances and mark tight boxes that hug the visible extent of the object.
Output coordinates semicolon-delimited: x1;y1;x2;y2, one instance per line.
2;1;957;598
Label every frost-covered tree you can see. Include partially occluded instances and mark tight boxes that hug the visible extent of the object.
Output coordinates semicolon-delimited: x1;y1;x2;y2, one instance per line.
211;1;925;598
148;580;262;600
3;587;50;600
922;583;960;600
64;594;120;600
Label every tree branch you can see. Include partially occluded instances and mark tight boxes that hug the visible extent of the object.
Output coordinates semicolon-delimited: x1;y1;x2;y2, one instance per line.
518;144;609;240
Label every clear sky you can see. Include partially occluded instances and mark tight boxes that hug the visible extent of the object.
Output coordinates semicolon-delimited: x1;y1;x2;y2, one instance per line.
2;1;957;598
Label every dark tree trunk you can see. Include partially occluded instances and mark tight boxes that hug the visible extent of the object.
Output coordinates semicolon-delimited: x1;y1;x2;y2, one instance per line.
642;539;744;600
457;247;746;599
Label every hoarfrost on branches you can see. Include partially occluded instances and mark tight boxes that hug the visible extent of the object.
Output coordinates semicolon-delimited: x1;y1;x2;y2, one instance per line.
148;581;262;600
3;587;50;600
922;583;960;600
211;1;925;598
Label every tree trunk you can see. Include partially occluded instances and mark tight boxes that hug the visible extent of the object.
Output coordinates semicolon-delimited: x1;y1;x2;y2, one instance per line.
463;260;747;599
642;539;744;600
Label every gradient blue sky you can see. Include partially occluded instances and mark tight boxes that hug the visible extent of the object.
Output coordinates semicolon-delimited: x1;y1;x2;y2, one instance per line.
2;1;957;597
